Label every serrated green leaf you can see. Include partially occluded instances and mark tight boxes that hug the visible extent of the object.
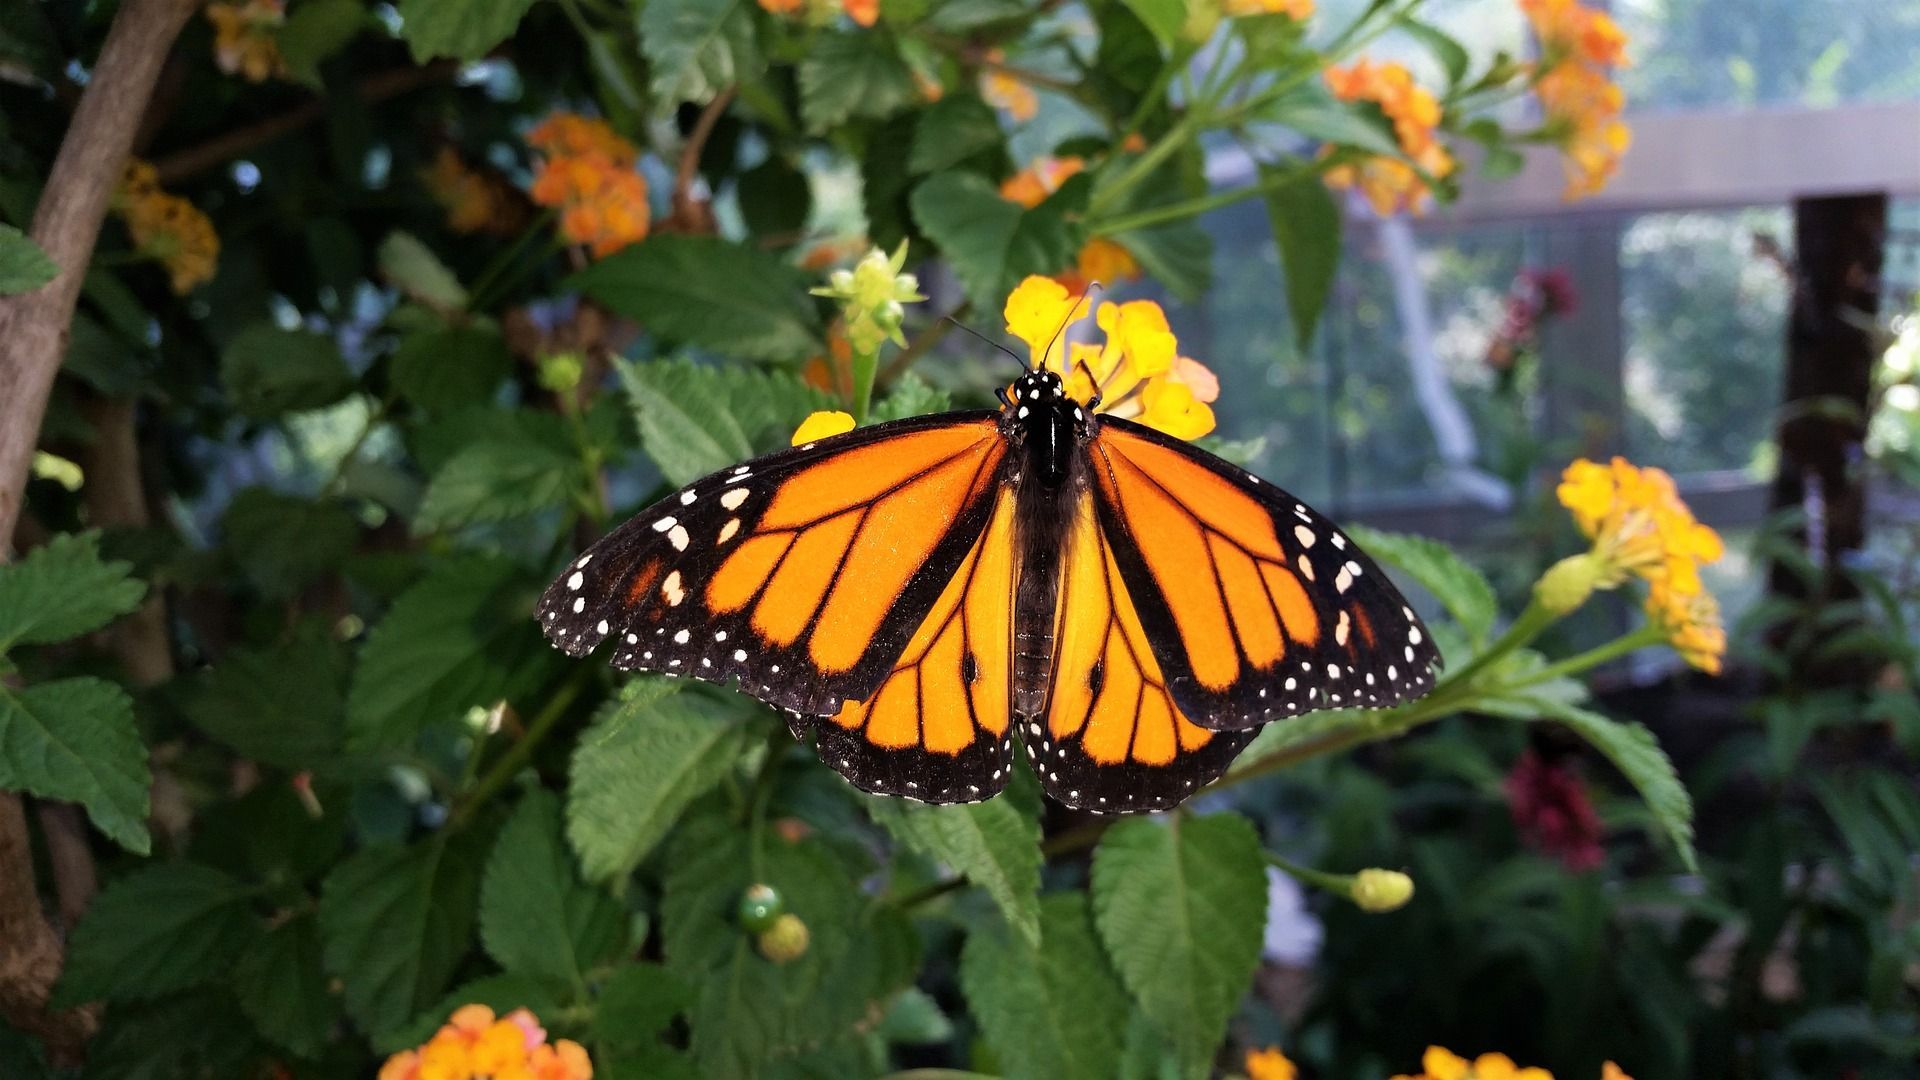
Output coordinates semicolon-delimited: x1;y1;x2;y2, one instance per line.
0;222;56;294
639;0;762;105
960;892;1133;1080
591;962;697;1050
378;231;467;310
573;235;822;362
221;325;354;418
1402;18;1469;87
868;372;952;422
1263;165;1341;352
876;986;953;1045
482;788;624;988
56;864;255;1006
1527;696;1698;873
0;678;150;853
567;680;754;881
233;913;338;1058
799;30;918;133
222;488;360;598
869;796;1041;946
396;0;536;61
1343;524;1497;644
390;324;511;412
618;358;830;486
909;94;1004;174
414;436;581;533
184;621;346;769
0;531;145;653
1114;222;1212;303
1230;705;1367;775
345;556;560;749
1118;0;1183;43
1090;814;1267;1071
279;0;365;87
319;831;488;1034
911;172;1085;312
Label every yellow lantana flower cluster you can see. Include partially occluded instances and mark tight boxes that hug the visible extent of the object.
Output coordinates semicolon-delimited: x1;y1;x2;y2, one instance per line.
114;160;219;294
1224;0;1314;17
1556;457;1727;673
205;0;287;83
1322;60;1456;216
1393;1047;1633;1080
1521;0;1632;199
1004;276;1220;440
527;114;650;259
1244;1045;1298;1080
379;1004;591;1080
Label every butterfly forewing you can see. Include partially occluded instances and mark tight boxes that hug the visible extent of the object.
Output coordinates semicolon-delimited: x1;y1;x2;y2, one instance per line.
1085;418;1441;731
537;412;1009;717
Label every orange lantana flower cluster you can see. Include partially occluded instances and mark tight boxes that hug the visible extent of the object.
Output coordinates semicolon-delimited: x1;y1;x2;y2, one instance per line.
379;1005;591;1080
755;0;879;27
114;160;219;294
1244;1045;1299;1080
526;114;649;259
1005;276;1219;440
1322;60;1456;216
422;147;527;236
1522;0;1632;199
1225;0;1314;17
981;50;1038;121
1557;457;1727;673
205;0;287;83
1392;1046;1634;1080
999;156;1084;209
999;158;1142;293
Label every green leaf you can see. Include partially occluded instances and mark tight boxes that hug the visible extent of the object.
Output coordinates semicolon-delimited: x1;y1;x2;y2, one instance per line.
0;531;145;653
591;962;697;1050
233;913;338;1058
0;678;150;853
736;157;812;239
375;973;566;1054
1342;525;1497;644
1402;18;1470;87
414;435;581;533
390;324;512;412
1090;814;1267;1071
639;0;762;106
911;171;1084;311
1263;166;1341;352
1263;94;1404;159
572;235;822;362
868;372;952;423
221;325;355;418
1117;0;1183;44
960;892;1133;1080
567;680;755;881
909;94;1005;174
378;231;468;311
618;358;830;486
56;863;256;1006
1114;222;1211;303
482;788;624;988
184;621;346;769
279;0;366;87
1528;697;1698;873
0;222;56;295
799;31;918;133
346;556;560;749
396;0;536;61
222;489;360;598
319;831;488;1034
869;796;1041;946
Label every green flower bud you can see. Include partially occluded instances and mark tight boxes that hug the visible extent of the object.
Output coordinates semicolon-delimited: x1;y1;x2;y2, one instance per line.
1350;868;1414;913
737;883;783;933
538;351;585;394
1535;552;1603;616
757;912;810;963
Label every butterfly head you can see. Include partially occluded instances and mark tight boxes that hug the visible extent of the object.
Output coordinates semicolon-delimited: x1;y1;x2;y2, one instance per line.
1000;369;1090;487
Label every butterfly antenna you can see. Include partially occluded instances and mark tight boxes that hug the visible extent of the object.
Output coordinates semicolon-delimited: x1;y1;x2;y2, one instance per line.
942;315;1026;371
1042;281;1102;371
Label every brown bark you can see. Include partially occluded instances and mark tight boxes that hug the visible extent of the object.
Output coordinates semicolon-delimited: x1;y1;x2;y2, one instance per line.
0;793;101;1061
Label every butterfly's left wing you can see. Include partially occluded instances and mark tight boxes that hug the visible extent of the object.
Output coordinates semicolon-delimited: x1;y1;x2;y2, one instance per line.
1084;417;1442;731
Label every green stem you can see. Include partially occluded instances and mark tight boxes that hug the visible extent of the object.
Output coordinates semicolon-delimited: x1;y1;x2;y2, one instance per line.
1506;624;1666;690
1086;110;1201;218
1435;597;1559;694
449;667;593;829
744;726;787;879
850;346;879;424
1088;153;1339;235
467;210;558;313
1265;851;1354;895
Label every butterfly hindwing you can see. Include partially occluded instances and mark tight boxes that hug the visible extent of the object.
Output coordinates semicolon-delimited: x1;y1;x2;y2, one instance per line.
1031;491;1256;812
1085;417;1441;731
791;487;1020;804
537;411;1009;717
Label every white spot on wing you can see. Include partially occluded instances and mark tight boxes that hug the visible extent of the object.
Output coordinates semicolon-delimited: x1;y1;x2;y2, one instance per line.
720;488;749;511
662;571;686;607
668;525;690;551
652;516;677;532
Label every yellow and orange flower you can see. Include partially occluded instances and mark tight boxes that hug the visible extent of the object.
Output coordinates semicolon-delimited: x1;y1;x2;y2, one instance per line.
981;50;1038;122
1225;0;1314;19
1321;60;1456;215
380;1004;591;1080
1521;0;1632;199
1244;1045;1298;1080
1004;276;1218;439
1055;236;1142;294
526;114;649;258
114;160;219;294
422;147;527;236
1000;156;1086;209
756;0;877;24
205;0;287;83
1392;1046;1554;1080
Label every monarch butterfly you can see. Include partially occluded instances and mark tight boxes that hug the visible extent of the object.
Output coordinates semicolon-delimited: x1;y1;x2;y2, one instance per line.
539;354;1440;813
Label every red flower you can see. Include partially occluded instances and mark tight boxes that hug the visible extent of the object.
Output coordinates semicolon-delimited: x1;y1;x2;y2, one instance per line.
1504;749;1605;871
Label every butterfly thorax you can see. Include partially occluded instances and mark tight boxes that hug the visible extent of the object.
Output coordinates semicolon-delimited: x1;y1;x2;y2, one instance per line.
1000;369;1092;490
